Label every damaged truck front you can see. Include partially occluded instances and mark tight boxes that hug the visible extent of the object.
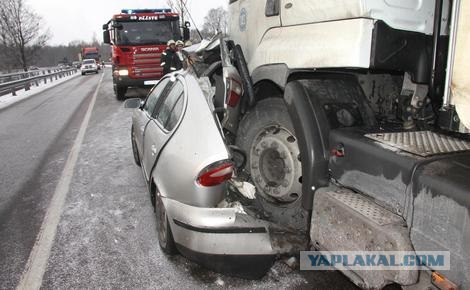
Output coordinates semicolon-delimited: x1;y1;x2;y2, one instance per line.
193;0;470;289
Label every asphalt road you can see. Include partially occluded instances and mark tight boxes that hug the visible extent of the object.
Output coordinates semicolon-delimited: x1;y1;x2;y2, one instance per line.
0;68;358;289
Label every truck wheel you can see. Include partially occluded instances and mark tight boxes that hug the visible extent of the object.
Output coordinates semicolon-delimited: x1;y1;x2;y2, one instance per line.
114;85;127;100
237;98;302;204
236;98;307;230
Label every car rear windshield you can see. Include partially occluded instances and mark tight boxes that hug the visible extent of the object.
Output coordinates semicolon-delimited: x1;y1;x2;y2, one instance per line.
83;60;95;64
115;20;181;45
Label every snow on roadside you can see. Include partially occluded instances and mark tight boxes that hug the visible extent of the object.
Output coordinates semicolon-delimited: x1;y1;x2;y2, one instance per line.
0;71;80;110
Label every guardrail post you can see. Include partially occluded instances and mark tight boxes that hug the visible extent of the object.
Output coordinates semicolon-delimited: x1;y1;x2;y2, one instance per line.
25;82;30;91
44;77;47;84
35;79;39;86
11;88;16;96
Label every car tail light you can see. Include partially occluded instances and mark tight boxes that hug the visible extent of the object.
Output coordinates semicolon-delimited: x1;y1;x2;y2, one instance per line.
226;78;243;107
197;161;234;187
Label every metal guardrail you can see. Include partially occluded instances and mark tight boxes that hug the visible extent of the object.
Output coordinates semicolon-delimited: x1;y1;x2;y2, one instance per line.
0;67;67;84
0;68;78;97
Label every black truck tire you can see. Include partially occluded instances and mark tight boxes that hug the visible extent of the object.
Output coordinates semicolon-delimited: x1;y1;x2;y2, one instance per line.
114;85;127;101
236;98;307;230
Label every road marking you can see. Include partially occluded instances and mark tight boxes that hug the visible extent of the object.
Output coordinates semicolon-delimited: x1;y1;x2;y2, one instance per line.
16;73;104;290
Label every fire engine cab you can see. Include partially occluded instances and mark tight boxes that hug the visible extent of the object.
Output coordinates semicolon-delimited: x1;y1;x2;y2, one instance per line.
103;9;190;100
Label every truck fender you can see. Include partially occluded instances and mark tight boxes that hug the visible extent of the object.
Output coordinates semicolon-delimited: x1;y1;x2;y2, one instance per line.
283;80;330;210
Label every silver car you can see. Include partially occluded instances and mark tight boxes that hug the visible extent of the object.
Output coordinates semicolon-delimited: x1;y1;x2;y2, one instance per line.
124;71;277;278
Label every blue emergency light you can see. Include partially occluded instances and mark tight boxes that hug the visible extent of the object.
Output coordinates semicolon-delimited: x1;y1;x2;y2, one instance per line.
121;9;172;14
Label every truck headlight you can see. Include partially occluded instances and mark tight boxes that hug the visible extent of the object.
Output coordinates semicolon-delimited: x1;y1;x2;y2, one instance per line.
118;69;128;76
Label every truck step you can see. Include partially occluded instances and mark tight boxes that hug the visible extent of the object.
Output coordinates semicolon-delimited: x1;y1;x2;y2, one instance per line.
311;186;417;289
366;131;470;157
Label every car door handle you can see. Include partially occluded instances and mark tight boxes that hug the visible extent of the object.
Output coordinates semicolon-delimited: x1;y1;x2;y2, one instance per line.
151;144;157;156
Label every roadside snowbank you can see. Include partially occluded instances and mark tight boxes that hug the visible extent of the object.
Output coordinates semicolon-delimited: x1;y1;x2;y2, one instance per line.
0;71;80;110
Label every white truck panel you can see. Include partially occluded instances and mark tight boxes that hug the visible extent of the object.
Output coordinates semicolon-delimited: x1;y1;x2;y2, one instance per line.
279;0;364;26
229;0;449;74
228;0;281;66
280;0;448;35
248;19;374;72
451;0;470;130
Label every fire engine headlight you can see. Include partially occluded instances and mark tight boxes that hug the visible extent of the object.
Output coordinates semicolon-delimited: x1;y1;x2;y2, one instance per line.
118;69;129;76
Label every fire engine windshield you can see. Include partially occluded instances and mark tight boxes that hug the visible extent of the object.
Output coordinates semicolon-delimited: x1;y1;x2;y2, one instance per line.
115;20;180;45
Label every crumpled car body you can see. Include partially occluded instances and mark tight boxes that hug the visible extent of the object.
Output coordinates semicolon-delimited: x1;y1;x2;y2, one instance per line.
128;70;277;278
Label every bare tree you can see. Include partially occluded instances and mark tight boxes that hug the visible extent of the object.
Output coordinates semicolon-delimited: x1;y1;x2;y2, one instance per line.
0;0;50;71
202;7;228;38
166;0;189;25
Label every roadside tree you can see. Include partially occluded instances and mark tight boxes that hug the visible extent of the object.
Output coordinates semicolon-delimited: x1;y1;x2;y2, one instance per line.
0;0;50;71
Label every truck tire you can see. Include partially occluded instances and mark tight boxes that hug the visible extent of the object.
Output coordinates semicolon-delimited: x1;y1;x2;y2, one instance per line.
114;85;127;101
236;98;307;230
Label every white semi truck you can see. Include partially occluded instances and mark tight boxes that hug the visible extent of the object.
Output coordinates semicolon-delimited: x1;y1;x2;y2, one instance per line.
204;0;470;289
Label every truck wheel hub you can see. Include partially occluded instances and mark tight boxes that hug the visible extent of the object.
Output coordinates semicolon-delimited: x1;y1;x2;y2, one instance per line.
250;126;301;203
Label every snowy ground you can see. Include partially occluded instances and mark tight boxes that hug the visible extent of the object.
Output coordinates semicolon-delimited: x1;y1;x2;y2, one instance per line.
0;71;80;111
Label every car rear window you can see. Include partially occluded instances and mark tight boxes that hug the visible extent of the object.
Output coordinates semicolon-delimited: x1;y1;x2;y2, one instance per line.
165;94;184;131
83;60;94;64
156;81;184;131
146;78;170;115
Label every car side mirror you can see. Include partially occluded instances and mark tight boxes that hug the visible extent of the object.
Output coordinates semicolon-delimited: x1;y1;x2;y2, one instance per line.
124;98;142;108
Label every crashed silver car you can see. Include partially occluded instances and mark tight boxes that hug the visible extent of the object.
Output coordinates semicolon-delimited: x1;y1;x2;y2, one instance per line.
124;70;286;278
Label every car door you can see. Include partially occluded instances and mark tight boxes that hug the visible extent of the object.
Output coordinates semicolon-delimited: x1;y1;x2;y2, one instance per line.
142;78;185;181
133;77;171;163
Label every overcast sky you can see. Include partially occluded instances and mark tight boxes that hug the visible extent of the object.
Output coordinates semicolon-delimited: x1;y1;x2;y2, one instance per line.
29;0;227;45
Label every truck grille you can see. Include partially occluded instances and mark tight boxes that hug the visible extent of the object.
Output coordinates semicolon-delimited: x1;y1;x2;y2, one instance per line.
130;52;163;79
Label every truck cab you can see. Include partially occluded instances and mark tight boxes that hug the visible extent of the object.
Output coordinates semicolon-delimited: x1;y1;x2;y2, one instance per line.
215;0;470;288
103;9;190;100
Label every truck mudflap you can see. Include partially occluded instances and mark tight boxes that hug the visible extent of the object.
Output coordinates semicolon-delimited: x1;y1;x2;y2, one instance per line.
310;186;418;289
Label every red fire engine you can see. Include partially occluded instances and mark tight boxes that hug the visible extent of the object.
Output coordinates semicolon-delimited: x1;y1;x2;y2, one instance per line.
103;9;189;100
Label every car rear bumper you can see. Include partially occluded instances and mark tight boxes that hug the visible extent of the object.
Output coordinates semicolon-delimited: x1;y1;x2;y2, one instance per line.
162;197;276;278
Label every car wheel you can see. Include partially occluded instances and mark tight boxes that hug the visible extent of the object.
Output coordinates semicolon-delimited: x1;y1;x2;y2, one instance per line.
131;126;141;166
81;72;84;75
155;193;177;255
236;98;308;230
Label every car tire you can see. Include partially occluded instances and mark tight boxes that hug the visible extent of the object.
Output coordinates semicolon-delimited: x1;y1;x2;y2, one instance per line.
236;98;307;230
155;193;177;255
115;85;127;101
131;126;141;166
81;72;85;75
